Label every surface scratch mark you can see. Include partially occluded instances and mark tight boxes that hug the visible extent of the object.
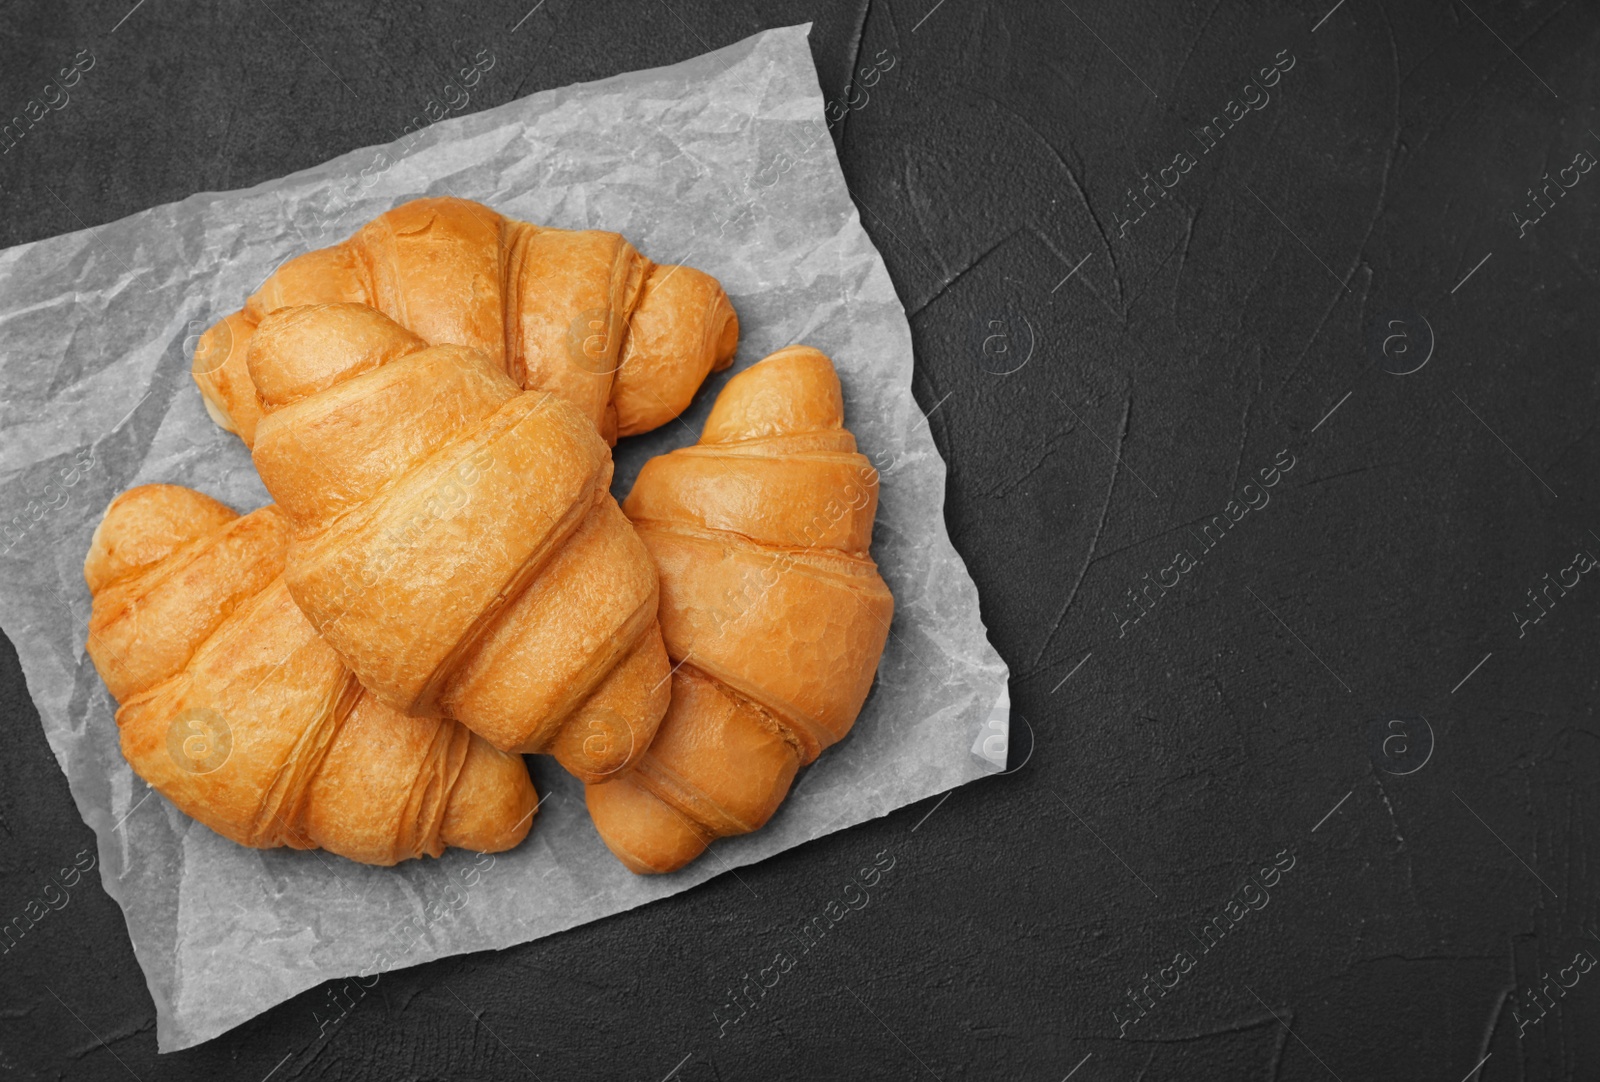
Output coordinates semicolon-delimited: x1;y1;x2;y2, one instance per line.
1031;395;1131;669
1476;984;1511;1070
836;0;873;145
1300;462;1400;489
908;225;1026;317
1268;1010;1291;1082
1229;345;1263;495
1171;0;1225;90
983;423;1076;499
1119;1011;1279;1043
961;83;1125;311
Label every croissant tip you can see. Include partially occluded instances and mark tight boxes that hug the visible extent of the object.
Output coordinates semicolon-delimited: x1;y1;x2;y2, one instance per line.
585;775;711;874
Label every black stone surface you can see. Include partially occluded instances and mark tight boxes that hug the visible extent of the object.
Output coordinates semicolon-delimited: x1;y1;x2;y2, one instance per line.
3;1;1598;1078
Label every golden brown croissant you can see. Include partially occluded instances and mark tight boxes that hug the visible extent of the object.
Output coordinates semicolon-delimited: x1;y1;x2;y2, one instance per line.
85;484;537;865
244;302;671;782
193;196;739;447
588;346;895;873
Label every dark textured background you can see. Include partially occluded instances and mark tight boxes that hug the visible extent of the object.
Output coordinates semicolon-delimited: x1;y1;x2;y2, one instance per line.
3;0;1598;1078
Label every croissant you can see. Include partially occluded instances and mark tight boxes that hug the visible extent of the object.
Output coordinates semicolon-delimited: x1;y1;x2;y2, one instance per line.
244;302;671;782
588;346;895;873
193;196;739;447
84;484;537;865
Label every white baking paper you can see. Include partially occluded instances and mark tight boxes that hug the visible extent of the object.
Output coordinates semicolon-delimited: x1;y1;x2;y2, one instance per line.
0;24;1008;1050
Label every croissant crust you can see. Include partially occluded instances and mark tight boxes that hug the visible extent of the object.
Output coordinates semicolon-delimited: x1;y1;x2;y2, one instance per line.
192;196;739;447
84;484;537;865
590;346;894;873
246;303;672;782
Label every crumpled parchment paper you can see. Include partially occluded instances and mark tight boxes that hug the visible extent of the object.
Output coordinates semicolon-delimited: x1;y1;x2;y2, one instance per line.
0;23;1008;1050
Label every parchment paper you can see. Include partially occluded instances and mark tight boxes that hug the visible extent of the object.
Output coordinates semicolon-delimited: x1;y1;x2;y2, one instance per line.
0;24;1008;1050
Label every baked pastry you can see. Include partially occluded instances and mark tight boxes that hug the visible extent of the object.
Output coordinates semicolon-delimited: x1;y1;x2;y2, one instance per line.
588;346;894;873
245;302;671;781
193;196;739;446
85;484;536;865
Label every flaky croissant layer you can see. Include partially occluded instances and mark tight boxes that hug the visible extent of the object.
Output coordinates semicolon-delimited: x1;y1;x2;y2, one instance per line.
85;485;537;866
245;303;670;782
590;346;894;874
193;196;739;447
